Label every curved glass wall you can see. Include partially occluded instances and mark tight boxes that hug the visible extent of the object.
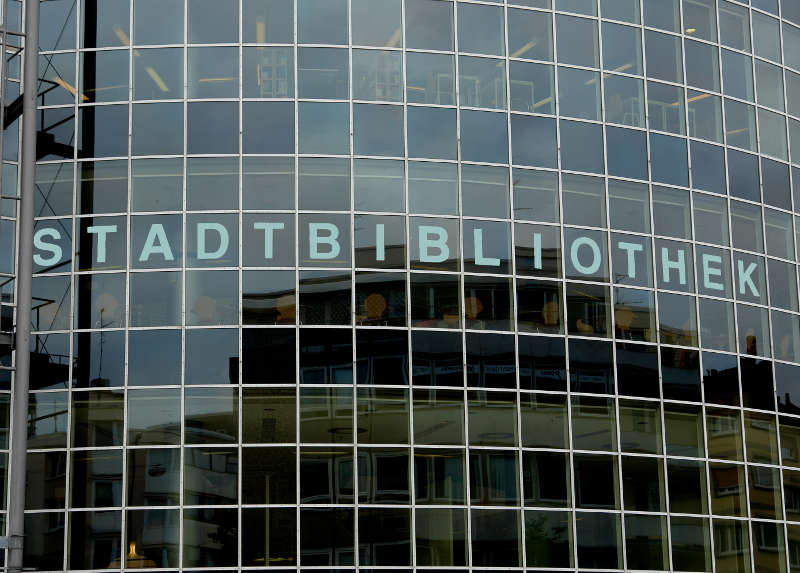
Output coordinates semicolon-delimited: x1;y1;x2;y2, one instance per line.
18;0;800;570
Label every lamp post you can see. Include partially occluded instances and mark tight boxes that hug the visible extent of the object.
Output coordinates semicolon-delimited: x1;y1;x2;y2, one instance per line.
5;0;39;569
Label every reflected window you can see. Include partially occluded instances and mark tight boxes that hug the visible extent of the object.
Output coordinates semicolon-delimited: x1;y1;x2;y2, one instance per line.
243;47;294;98
184;387;238;444
128;388;181;445
406;52;455;105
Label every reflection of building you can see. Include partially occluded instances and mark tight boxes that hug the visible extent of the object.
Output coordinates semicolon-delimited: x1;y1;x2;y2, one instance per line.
4;0;800;570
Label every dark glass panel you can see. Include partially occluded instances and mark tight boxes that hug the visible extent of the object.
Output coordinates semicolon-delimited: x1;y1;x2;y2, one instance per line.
410;274;460;329
524;509;572;568
300;447;354;503
575;512;621;569
357;388;409;444
415;508;467;566
668;459;708;514
415;448;465;505
128;329;181;386
412;390;464;446
27;392;68;448
72;390;123;447
241;507;296;567
127;448;181;506
566;283;610;338
358;447;409;504
522;451;570;507
359;508;411;566
520;393;567;449
127;388;181;445
661;347;701;401
24;512;65;570
355;272;407;327
71;449;123;508
470;509;521;567
574;454;619;509
571;396;616;451
616;343;658;398
665;404;705;457
299;387;353;443
740;357;774;410
622;456;664;512
184;387;238;444
125;509;180;568
299;328;352;384
78;105;128;159
25;451;66;510
469;449;519;506
465;332;515;389
467;390;517;446
706;408;744;461
569;339;613;393
69;510;121;569
182;507;238;567
242;388;296;444
625;514;668;571
619;399;661;454
356;329;408;385
517;335;566;391
72;331;125;388
183;447;238;505
411;331;463;387
300;508;355;566
776;362;800;415
298;271;352;326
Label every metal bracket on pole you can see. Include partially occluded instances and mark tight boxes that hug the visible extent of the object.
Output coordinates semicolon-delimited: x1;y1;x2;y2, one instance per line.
0;537;23;550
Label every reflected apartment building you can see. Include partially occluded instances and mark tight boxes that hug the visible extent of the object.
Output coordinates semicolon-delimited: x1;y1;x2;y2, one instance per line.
1;0;800;571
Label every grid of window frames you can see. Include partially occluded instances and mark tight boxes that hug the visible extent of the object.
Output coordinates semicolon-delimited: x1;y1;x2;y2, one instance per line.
20;0;800;570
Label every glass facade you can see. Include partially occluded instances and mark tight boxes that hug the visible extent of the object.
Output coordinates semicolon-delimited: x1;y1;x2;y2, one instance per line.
7;0;800;570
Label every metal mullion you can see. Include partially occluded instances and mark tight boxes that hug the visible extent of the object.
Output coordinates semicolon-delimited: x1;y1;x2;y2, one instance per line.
501;0;526;561
118;0;135;561
596;2;630;568
549;2;581;569
346;0;360;567
742;5;764;569
396;0;419;566
236;0;244;568
450;3;474;568
776;1;798;566
292;1;301;567
178;0;188;569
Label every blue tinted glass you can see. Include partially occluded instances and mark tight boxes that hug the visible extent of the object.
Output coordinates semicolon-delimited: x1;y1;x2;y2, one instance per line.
650;134;688;187
607;127;647;180
407;107;457;160
460;110;508;164
560;120;604;174
511;115;557;168
691;141;726;195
